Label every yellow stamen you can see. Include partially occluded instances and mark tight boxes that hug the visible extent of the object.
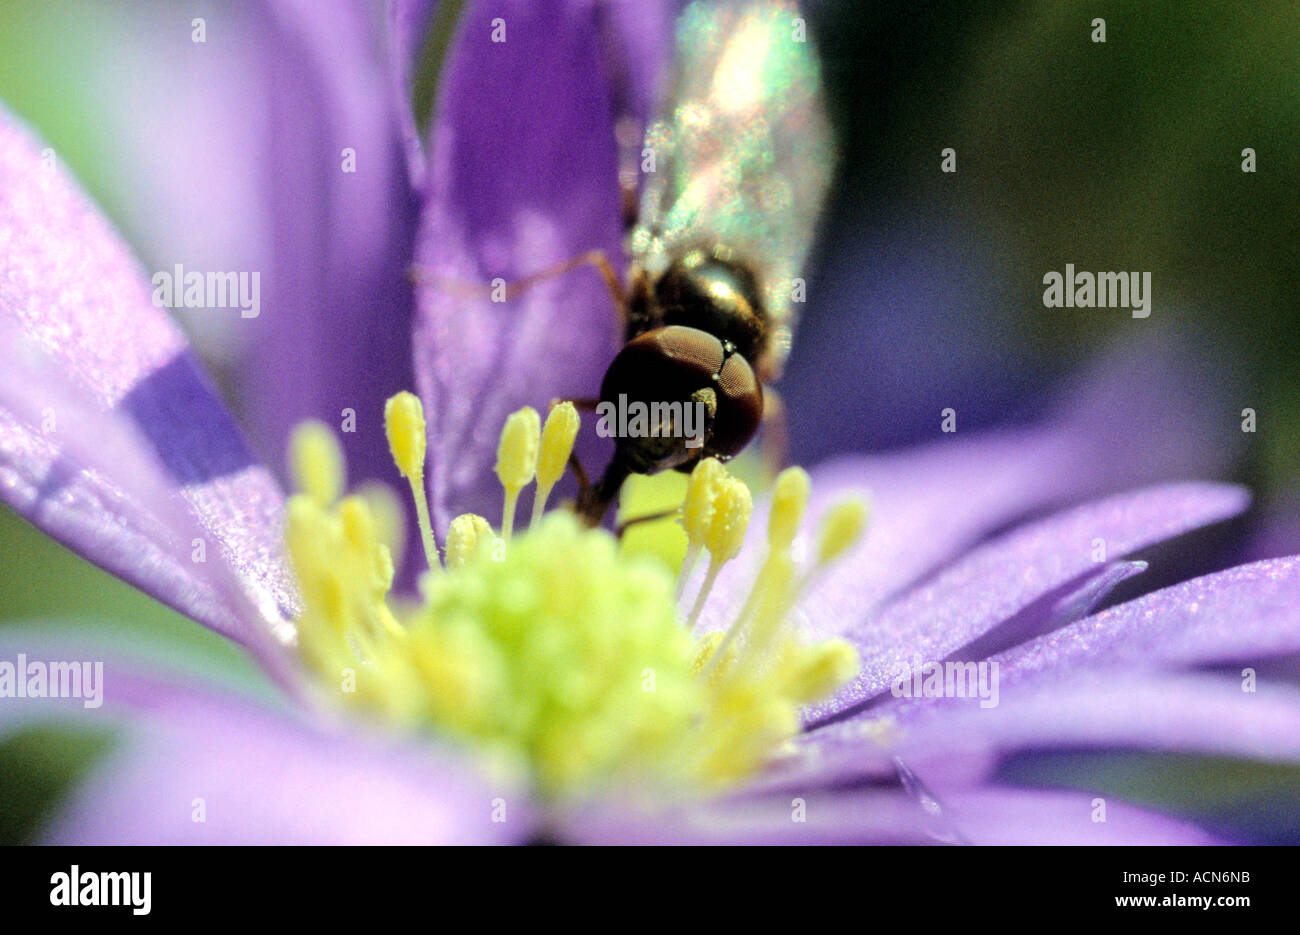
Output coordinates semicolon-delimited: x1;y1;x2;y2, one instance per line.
707;549;796;680
495;406;540;542
354;481;407;570
723;466;813;638
677;457;725;599
687;476;752;627
785;638;859;703
816;499;869;567
289;420;345;506
284;397;864;799
532;402;579;526
446;513;497;569
385;391;441;572
768;466;811;555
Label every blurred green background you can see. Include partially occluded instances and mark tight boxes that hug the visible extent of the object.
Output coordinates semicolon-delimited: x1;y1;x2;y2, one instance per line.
0;0;1296;841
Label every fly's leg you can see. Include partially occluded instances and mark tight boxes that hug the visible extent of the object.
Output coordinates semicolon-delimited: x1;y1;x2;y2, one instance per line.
410;249;626;308
615;506;681;537
615;114;643;233
760;385;789;479
551;397;602;413
574;454;630;528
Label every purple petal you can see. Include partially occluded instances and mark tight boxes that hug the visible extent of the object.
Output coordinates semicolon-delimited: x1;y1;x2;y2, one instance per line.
57;3;421;529
695;426;1101;633
0;106;297;671
245;0;420;533
388;0;440;185
799;671;1300;794
698;329;1247;632
806;482;1249;724
995;555;1300;685
414;0;641;529
561;782;1216;845
560;789;946;845
952;559;1149;667
599;0;673;127
939;787;1221;845
698;419;1223;636
2;658;528;845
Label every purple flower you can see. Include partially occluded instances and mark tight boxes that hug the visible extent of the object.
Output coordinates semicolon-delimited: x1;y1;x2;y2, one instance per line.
2;0;1298;845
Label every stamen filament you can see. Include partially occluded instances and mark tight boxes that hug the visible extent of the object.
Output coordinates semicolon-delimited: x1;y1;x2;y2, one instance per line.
675;543;703;600
686;560;723;628
686;475;752;628
409;476;441;571
385;392;441;571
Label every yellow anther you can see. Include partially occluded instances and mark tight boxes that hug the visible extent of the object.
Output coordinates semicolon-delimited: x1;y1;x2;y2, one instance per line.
537;402;579;488
284;494;328;585
816;499;869;566
690;631;727;676
676;457;726;599
767;466;810;553
496;406;540;541
356;482;406;568
385;391;440;572
338;496;376;551
446;513;497;569
704;477;752;565
532;402;580;525
337;496;394;593
496;406;540;491
384;391;427;482
786;639;859;703
681;457;725;543
289;421;345;506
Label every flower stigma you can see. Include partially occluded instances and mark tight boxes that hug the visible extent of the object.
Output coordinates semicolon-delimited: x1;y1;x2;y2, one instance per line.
284;395;865;798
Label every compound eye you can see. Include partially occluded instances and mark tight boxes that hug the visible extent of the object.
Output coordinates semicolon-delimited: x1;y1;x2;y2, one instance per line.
707;351;762;458
600;325;725;405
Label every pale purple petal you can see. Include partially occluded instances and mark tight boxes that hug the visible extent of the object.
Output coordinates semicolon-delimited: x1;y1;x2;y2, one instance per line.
994;555;1300;686
5;662;527;845
695;421;1211;636
0;106;296;668
414;0;634;530
697;328;1247;634
797;672;1300;795
952;559;1149;667
67;2;422;531
806;482;1249;724
939;787;1222;845
694;427;1087;633
0;330;290;676
561;782;1217;845
560;789;944;845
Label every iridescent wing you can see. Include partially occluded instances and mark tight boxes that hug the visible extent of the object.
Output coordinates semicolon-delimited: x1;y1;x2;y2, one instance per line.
629;0;835;375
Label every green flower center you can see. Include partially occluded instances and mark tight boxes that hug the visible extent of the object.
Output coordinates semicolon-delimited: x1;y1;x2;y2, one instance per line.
284;394;864;799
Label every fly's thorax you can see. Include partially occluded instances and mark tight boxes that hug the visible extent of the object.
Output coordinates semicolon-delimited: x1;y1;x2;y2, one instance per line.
649;246;769;367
